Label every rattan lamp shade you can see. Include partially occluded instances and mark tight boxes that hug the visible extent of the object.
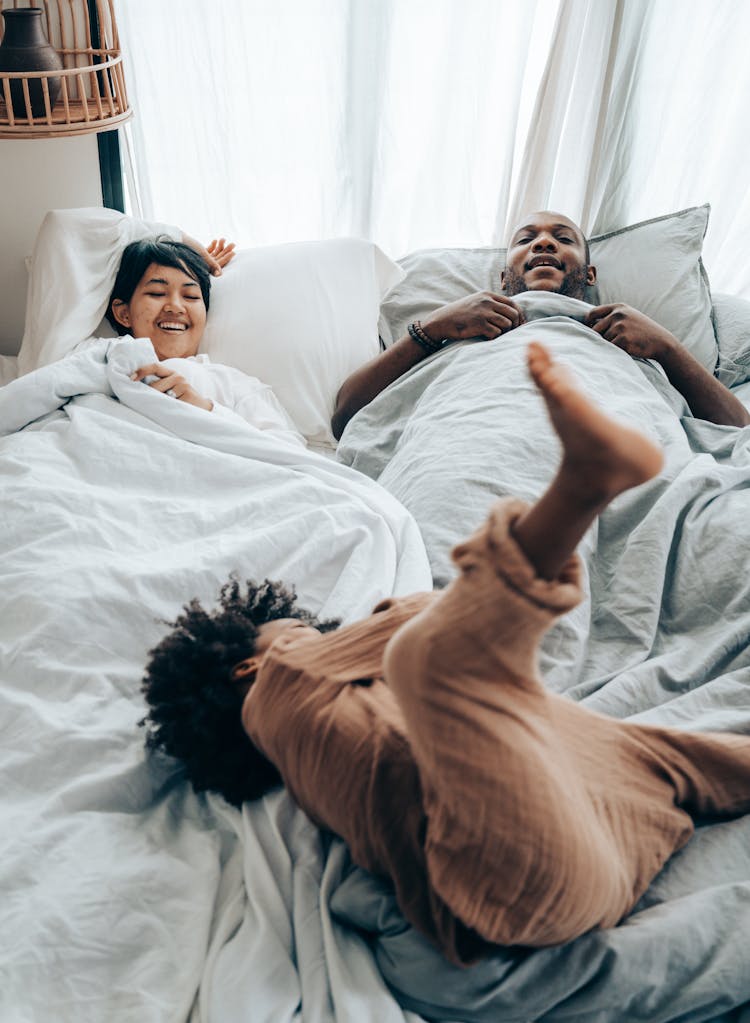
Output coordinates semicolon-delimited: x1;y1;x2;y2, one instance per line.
0;0;131;138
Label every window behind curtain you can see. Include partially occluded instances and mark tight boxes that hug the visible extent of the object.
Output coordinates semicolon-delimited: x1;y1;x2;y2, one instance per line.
116;0;558;254
117;0;750;298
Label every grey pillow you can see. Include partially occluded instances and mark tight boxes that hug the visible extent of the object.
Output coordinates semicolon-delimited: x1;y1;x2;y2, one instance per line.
379;205;718;372
712;292;750;387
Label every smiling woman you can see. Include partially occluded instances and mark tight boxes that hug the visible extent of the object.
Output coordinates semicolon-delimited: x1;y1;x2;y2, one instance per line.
115;264;207;358
97;235;305;443
107;239;211;358
106;238;216;409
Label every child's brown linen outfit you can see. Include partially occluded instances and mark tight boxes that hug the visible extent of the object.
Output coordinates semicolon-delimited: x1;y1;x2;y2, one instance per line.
243;498;750;965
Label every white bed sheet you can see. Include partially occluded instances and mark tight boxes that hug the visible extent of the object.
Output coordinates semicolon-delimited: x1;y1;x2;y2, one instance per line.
0;338;431;1023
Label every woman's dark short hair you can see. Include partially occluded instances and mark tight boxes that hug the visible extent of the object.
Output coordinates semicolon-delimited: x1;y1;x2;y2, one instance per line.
106;237;212;334
141;578;339;808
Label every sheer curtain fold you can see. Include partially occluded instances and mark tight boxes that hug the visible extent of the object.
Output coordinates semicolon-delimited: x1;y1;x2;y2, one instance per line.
505;0;652;238
116;0;556;254
117;0;750;296
516;0;750;295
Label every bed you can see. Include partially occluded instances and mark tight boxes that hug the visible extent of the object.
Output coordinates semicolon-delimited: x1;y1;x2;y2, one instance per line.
2;204;750;1023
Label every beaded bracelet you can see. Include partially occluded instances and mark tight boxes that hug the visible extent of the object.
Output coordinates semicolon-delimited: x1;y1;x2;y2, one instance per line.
407;320;443;354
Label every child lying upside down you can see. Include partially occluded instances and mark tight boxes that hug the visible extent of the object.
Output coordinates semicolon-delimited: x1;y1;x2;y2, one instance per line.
141;342;750;965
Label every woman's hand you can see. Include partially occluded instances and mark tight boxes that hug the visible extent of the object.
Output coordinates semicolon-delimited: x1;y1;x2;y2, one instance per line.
181;234;236;276
205;237;236;269
131;363;213;411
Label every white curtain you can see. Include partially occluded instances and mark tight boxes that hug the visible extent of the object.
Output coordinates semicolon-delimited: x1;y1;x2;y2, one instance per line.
116;0;558;253
508;0;750;298
117;0;750;296
506;0;653;235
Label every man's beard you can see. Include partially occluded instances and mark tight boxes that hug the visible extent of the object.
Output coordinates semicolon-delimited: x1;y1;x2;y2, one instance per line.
503;265;589;301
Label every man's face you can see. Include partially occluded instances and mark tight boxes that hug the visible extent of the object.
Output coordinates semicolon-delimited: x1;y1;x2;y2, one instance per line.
502;212;596;301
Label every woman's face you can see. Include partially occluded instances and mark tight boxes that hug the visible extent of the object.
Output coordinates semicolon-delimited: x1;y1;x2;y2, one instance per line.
111;262;208;359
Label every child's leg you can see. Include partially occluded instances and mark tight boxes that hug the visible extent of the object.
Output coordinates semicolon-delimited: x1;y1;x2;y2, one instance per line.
517;346;750;822
633;722;750;818
383;342;666;951
514;341;663;579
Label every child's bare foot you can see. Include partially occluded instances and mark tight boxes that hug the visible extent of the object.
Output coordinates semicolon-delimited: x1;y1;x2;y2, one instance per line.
527;341;663;506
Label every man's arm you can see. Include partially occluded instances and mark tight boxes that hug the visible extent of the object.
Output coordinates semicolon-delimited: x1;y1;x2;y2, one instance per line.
586;304;750;428
331;292;525;440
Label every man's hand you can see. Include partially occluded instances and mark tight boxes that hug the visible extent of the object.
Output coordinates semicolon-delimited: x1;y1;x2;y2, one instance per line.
586;304;677;362
181;234;236;277
333;291;521;439
422;292;525;342
587;303;749;428
131;363;213;412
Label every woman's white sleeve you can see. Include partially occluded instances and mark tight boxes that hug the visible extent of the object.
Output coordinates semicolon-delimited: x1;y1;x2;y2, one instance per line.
217;368;306;447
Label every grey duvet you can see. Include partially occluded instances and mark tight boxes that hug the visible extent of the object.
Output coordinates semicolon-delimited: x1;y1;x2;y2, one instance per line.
334;293;750;1023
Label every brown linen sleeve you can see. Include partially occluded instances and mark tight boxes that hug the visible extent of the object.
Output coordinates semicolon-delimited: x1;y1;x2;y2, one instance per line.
241;593;434;849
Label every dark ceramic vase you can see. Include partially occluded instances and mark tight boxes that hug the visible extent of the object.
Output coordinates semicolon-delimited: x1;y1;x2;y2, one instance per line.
0;7;63;119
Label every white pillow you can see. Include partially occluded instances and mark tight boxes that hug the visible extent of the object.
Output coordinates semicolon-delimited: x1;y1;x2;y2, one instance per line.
19;210;402;445
201;239;403;445
379;205;717;372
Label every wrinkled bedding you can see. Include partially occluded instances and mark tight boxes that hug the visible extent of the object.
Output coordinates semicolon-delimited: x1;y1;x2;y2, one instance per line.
0;338;432;1023
336;292;750;1022
5;292;750;1023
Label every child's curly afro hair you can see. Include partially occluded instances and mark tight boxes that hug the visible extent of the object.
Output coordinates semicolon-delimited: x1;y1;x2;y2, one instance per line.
141;577;339;808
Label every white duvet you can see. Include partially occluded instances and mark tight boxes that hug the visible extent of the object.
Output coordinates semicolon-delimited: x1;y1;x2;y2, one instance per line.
0;338;431;1023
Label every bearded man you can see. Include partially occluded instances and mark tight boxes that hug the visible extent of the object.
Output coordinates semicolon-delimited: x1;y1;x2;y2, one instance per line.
332;211;749;438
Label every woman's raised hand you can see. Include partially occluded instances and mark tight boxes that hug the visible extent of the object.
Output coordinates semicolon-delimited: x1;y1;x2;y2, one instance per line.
181;233;236;276
130;363;213;412
206;238;236;269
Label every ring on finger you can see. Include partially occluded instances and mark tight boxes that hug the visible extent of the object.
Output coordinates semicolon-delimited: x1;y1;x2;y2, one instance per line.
166;388;177;398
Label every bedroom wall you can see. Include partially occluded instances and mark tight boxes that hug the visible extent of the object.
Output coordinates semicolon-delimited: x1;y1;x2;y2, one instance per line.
0;136;103;357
